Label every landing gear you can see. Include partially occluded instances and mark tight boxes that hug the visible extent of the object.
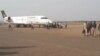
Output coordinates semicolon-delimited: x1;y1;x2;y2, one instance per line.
15;24;32;28
16;24;20;28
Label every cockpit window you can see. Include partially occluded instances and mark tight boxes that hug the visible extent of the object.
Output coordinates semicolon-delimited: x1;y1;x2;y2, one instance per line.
41;17;48;19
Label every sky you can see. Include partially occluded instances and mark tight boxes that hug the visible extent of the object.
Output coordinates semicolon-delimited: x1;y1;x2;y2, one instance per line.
0;0;100;21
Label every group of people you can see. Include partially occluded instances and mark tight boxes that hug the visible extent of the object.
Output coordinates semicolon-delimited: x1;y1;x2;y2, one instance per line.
49;22;67;29
6;18;100;36
83;21;100;37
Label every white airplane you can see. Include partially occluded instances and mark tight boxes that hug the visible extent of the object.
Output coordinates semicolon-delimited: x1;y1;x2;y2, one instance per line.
1;10;53;27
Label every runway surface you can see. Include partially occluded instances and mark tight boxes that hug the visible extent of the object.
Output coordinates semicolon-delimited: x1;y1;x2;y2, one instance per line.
0;25;100;56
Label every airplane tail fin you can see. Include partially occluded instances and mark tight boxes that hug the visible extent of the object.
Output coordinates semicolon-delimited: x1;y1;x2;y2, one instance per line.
1;10;7;18
1;10;12;23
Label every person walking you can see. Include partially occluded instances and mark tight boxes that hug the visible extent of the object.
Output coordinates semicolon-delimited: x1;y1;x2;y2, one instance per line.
47;22;51;29
65;24;67;28
86;21;93;36
30;22;34;30
98;24;100;36
91;21;97;37
83;22;87;36
7;17;13;30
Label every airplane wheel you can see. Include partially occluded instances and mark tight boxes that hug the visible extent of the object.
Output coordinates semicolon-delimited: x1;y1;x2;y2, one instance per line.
29;25;32;27
23;25;27;27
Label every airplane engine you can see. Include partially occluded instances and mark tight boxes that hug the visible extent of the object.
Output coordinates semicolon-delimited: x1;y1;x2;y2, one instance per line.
4;16;12;23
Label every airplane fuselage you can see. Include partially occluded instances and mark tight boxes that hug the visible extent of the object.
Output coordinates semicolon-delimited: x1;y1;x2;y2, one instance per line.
4;16;52;26
1;10;53;27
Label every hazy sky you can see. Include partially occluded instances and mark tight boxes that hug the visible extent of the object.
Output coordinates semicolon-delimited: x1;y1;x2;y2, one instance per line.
0;0;100;21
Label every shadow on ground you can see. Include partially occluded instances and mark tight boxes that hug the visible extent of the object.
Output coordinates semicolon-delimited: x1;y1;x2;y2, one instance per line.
0;51;19;55
0;46;36;49
0;46;36;55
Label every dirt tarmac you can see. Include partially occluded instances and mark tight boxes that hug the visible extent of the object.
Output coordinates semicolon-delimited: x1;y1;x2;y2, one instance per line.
0;25;100;56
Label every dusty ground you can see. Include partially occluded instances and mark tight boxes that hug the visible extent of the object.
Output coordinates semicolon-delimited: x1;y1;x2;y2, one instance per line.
0;25;100;56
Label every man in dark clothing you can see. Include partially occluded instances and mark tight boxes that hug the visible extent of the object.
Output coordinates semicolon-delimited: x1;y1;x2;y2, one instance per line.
86;21;92;36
